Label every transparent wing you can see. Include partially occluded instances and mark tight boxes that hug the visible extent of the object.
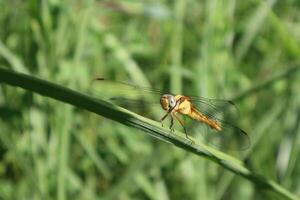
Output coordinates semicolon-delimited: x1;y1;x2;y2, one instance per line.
91;78;164;100
189;96;240;123
90;78;164;118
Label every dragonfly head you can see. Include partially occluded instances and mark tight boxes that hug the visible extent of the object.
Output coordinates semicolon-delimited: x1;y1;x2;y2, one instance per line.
160;94;176;111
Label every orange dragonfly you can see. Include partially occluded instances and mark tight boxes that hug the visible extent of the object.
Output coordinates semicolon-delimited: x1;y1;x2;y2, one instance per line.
93;78;250;150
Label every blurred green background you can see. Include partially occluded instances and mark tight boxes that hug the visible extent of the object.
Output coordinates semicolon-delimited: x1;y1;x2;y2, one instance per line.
1;0;300;199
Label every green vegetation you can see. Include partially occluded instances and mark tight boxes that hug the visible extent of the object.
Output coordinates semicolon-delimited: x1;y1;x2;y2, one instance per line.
0;1;300;200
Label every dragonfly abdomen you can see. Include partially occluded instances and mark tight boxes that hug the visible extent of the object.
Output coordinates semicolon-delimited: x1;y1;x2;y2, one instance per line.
189;107;222;131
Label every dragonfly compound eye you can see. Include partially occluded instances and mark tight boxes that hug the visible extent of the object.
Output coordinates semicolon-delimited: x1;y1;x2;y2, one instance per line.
168;95;176;108
160;95;169;111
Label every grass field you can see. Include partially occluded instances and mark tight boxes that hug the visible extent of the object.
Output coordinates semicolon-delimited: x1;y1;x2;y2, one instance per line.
0;1;300;200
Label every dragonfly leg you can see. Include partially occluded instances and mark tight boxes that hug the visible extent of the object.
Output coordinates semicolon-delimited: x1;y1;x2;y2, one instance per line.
160;111;171;127
173;114;190;140
169;115;175;132
160;112;169;122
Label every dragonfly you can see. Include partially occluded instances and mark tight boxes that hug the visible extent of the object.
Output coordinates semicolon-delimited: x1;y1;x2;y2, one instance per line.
93;78;250;150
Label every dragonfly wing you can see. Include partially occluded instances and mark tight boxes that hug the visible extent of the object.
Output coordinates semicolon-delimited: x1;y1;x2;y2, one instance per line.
190;96;240;125
201;121;250;150
91;78;164;117
92;78;166;95
109;97;164;118
109;97;158;107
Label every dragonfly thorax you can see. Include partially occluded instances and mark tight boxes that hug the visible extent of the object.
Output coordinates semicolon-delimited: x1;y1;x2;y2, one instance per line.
160;94;177;111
